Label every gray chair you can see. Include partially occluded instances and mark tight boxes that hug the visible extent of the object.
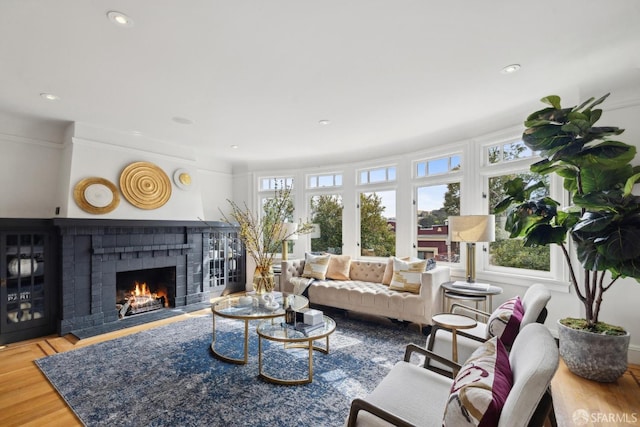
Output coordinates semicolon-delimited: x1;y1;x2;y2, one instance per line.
426;283;551;374
346;323;559;427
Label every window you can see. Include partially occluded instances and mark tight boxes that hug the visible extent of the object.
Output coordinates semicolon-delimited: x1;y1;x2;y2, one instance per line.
308;173;342;189
416;183;460;261
488;171;551;271
359;190;396;257
487;140;534;165
415;155;461;178
260;177;293;191
258;176;295;255
310;194;343;254
359;166;396;184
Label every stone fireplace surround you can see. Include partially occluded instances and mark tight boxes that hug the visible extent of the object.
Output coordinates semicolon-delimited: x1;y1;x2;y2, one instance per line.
54;219;214;335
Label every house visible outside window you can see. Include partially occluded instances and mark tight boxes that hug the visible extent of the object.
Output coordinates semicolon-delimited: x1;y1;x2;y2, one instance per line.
416;183;460;261
414;153;462;262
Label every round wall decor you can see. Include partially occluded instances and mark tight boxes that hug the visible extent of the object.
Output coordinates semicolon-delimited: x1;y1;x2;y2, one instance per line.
119;161;172;209
73;177;120;214
173;168;193;190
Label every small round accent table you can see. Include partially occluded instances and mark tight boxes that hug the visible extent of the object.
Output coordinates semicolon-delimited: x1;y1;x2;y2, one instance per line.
256;315;336;385
210;292;309;365
431;313;477;363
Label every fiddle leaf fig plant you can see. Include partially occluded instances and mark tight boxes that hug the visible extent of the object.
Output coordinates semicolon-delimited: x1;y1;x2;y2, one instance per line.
495;93;640;332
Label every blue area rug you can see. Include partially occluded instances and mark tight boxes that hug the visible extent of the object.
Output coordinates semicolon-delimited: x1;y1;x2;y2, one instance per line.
36;312;425;426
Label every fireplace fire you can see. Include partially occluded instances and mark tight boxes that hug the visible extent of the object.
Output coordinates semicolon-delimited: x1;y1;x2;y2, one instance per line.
117;281;167;317
116;267;176;318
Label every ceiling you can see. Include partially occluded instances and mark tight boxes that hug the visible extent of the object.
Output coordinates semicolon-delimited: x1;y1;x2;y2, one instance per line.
1;1;640;168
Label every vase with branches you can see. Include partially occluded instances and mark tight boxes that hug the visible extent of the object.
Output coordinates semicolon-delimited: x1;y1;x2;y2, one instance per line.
221;185;313;294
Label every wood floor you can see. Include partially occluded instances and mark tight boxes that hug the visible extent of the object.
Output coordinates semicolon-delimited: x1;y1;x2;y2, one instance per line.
1;312;638;427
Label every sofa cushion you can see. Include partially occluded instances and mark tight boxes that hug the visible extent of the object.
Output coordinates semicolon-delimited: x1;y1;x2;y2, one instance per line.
382;256;395;285
302;253;331;280
325;254;351;280
389;257;427;294
486;297;524;347
382;256;415;285
443;336;513;426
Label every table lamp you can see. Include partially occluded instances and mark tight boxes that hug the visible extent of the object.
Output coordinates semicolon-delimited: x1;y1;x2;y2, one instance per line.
279;223;298;260
449;215;495;282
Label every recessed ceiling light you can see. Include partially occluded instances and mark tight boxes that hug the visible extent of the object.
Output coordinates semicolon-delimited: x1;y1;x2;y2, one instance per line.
172;116;194;125
500;64;521;74
230;145;239;149
40;93;59;101
318;119;331;125
107;11;134;27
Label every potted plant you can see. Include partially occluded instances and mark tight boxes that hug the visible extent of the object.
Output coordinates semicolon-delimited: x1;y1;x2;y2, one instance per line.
494;93;640;382
221;185;313;294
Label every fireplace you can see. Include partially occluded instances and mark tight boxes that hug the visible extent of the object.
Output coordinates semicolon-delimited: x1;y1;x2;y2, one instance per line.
54;219;245;335
116;267;176;317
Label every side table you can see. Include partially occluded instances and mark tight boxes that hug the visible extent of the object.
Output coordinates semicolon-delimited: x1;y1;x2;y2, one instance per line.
430;313;477;363
440;281;503;313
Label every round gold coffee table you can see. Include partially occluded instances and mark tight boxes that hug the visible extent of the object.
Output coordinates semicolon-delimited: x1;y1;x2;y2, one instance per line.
256;315;336;385
211;292;309;365
431;313;477;363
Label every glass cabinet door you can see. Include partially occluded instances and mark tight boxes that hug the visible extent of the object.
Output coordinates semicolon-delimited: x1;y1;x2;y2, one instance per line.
207;227;245;294
2;232;48;332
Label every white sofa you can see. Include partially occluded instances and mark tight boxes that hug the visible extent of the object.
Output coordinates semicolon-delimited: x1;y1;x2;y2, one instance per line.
281;259;450;328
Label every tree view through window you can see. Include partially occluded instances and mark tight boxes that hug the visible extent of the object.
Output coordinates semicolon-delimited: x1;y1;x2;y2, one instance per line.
310;194;343;254
360;191;395;257
485;141;550;271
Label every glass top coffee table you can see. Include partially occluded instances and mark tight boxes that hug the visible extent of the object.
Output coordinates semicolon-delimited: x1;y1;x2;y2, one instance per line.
211;292;309;365
256;315;336;385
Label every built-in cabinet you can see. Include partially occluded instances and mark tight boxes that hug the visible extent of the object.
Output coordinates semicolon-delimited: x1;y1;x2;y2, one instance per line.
0;220;56;345
207;223;245;296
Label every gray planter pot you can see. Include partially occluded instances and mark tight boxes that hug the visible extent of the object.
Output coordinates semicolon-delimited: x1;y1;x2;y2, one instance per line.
557;320;630;383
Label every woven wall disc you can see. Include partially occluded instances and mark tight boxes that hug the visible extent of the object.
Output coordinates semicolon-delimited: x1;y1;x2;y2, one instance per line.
73;177;120;214
119;161;172;210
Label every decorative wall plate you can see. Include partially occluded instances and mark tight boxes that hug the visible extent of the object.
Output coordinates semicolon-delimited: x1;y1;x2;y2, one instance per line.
173;168;193;190
73;177;120;214
119;161;172;210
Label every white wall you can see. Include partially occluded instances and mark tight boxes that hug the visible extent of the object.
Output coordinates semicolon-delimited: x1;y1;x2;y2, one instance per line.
1;121;234;221
0;134;63;218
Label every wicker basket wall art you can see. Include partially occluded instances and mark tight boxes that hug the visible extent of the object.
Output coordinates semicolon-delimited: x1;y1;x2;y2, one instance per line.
119;161;172;209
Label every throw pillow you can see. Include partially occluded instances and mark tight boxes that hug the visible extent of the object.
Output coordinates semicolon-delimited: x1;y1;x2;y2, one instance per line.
389;257;427;294
325;254;352;280
486;297;524;347
302;253;331;280
382;256;415;285
381;256;395;285
443;337;513;427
